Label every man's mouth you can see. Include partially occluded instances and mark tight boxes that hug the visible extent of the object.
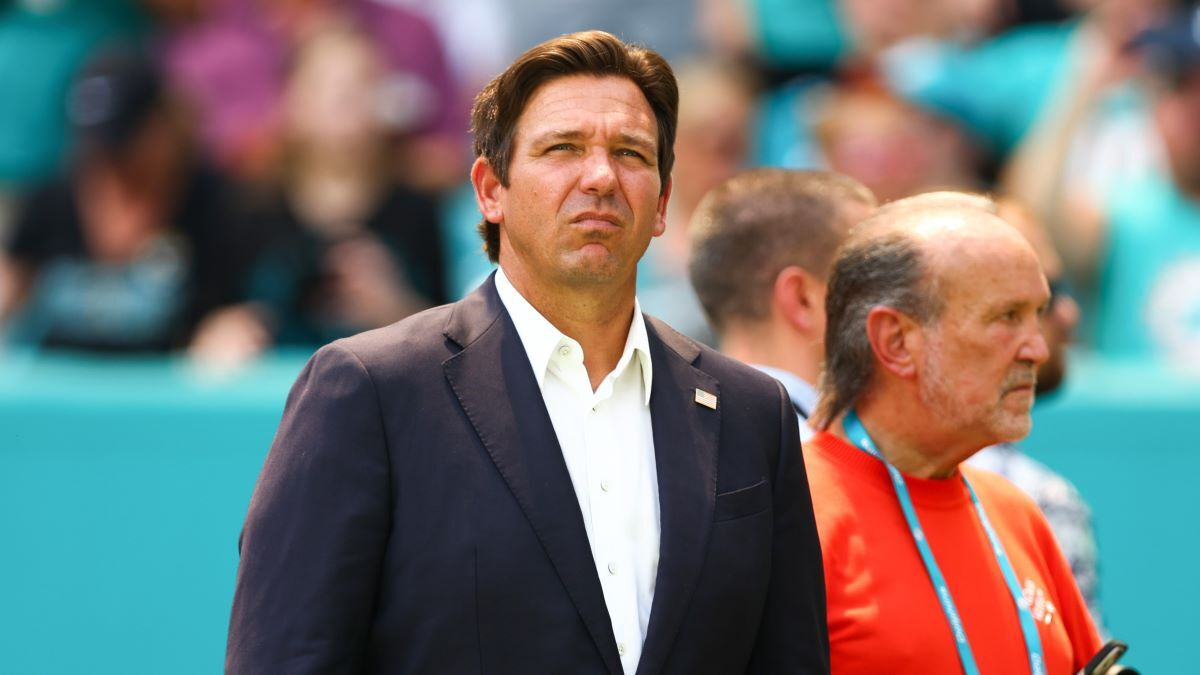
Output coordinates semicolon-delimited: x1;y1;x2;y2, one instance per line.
572;212;622;227
1003;371;1038;395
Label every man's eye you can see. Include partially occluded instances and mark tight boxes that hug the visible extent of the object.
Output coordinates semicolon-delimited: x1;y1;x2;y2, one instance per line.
617;148;645;159
548;143;576;152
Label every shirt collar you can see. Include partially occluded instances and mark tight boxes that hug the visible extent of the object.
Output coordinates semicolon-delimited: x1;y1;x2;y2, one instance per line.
750;364;818;418
494;267;653;405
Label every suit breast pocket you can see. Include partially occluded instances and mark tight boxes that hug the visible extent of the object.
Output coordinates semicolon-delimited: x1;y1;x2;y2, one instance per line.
714;478;770;522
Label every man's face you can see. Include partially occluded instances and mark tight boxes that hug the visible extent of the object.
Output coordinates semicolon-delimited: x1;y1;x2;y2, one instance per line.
996;202;1079;395
482;74;669;292
672;74;752;210
915;230;1051;447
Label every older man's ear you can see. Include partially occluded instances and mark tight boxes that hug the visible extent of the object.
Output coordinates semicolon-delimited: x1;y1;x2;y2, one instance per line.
864;306;921;380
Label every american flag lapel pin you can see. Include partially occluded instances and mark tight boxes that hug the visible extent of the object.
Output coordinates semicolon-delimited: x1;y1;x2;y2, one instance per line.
694;388;717;410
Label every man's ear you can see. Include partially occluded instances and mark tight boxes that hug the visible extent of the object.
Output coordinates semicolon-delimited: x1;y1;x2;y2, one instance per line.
773;266;822;335
653;176;672;238
864;306;919;379
471;157;504;224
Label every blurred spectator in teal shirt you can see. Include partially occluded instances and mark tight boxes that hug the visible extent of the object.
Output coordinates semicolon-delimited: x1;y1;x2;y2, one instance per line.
1004;5;1200;366
0;52;259;353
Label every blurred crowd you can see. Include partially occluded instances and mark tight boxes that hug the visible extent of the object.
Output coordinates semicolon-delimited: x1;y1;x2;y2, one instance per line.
0;0;1197;370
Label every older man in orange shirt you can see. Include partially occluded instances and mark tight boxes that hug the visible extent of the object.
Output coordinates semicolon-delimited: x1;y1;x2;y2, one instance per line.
805;192;1103;674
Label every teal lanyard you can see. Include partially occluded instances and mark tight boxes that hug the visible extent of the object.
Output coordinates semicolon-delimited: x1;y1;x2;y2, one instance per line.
842;410;1046;675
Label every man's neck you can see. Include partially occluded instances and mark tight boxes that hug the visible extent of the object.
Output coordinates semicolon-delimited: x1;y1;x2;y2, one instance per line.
500;264;636;391
835;393;979;480
720;323;822;387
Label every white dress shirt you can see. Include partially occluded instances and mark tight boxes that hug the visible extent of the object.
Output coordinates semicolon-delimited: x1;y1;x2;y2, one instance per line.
750;364;818;442
495;268;659;674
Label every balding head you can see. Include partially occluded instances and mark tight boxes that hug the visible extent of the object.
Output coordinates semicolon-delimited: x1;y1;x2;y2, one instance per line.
814;192;1050;449
879;193;1076;395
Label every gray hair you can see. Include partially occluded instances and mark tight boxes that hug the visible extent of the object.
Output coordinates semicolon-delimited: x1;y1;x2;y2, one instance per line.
809;192;996;428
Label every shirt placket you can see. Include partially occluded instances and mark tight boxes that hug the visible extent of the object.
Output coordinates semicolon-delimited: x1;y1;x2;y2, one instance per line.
587;373;641;671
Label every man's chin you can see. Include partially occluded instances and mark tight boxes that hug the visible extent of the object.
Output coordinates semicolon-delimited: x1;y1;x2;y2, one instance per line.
991;414;1034;444
559;253;630;285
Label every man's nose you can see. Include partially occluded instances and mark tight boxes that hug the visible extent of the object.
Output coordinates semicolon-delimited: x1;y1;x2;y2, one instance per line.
579;149;617;195
1019;327;1050;365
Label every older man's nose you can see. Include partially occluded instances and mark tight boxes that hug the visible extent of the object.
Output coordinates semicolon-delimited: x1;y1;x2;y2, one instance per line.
1020;328;1050;365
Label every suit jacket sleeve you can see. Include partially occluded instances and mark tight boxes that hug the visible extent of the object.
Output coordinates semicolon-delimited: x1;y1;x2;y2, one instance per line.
747;380;830;674
227;343;391;673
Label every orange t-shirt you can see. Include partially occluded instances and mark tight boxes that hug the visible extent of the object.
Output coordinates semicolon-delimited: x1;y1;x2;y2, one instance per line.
805;431;1102;674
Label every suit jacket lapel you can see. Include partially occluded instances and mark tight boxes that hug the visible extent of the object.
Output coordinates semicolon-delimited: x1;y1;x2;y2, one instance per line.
442;276;623;675
636;317;720;675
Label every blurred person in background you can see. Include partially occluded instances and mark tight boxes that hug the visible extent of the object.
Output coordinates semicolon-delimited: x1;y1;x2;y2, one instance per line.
152;0;464;189
689;168;877;439
806;192;1103;673
706;0;1003;180
0;0;150;248
967;197;1104;631
811;79;982;202
0;51;256;353
699;0;1008;75
190;26;447;363
1006;4;1200;365
637;57;758;346
881;0;1172;161
143;0;281;181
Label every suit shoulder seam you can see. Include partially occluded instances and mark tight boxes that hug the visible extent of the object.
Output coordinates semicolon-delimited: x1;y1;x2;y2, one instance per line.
327;340;394;495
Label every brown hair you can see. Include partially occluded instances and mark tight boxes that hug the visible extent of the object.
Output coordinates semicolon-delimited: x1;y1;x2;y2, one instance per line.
688;169;877;335
469;30;679;262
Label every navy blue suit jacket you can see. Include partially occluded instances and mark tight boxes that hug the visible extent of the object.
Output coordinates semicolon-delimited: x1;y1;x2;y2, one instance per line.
226;276;828;674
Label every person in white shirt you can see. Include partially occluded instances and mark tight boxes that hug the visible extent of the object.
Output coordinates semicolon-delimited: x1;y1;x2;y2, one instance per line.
228;30;828;674
688;168;878;440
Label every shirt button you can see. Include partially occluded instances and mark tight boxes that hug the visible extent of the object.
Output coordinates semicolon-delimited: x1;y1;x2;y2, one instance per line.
558;345;571;357
600;480;610;492
618;643;626;656
607;561;617;575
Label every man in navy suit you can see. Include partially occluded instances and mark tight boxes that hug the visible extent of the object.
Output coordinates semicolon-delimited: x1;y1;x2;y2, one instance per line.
226;30;827;674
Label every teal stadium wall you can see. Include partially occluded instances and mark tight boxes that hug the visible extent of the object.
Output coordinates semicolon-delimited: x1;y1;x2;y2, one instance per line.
0;351;1193;673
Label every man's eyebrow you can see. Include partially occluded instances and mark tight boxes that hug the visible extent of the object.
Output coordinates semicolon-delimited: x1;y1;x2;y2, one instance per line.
528;129;587;146
982;294;1046;316
613;132;656;151
527;129;657;152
